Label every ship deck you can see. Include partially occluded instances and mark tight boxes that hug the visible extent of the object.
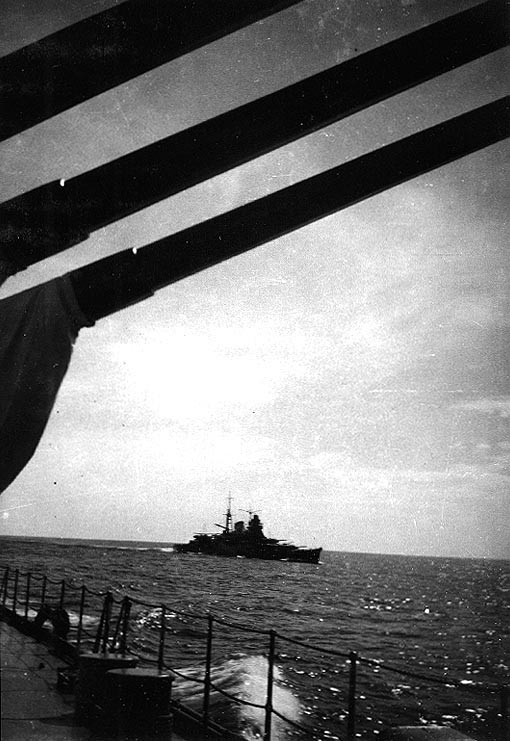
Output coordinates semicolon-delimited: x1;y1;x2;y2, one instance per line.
1;620;188;741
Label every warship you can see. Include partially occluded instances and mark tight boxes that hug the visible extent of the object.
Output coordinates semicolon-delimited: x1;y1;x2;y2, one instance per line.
174;499;322;564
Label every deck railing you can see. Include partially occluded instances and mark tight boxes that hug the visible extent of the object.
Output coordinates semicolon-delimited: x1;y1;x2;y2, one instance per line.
0;566;508;741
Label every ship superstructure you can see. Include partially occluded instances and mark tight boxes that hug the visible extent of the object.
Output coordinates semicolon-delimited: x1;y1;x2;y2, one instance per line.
174;498;322;564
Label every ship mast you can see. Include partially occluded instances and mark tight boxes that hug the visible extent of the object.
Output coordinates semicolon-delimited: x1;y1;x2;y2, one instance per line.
224;495;233;533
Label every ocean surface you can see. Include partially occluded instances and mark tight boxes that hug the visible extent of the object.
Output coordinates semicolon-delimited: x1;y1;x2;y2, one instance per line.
1;537;508;740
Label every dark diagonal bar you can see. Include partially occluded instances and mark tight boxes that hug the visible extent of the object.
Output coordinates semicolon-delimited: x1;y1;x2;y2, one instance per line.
70;97;509;321
0;1;507;274
0;0;303;142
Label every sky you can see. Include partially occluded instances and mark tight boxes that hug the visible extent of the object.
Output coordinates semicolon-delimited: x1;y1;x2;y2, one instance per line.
0;0;509;558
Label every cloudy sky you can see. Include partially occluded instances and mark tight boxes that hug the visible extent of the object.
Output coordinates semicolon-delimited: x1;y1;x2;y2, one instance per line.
1;0;509;558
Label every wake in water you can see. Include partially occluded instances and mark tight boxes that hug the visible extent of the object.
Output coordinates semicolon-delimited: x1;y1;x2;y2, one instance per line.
172;654;301;740
66;605;301;738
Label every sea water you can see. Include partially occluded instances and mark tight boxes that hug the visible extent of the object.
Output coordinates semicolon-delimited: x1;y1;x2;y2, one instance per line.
1;538;508;740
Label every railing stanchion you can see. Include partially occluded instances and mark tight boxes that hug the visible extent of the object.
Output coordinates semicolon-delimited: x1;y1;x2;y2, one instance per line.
2;567;9;608
121;597;131;657
41;575;47;608
6;569;504;741
500;685;509;741
347;651;358;741
94;599;106;653
24;572;31;619
12;569;19;616
203;614;214;728
76;585;86;652
264;629;276;741
158;603;166;672
102;592;113;653
106;600;124;651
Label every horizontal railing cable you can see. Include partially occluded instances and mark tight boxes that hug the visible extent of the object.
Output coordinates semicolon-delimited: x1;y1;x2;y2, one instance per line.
25;571;47;583
271;707;316;734
135;654;159;666
275;631;352;659
84;587;110;599
207;682;266;710
212;615;272;636
151;608;204;622
167;666;206;684
79;628;97;639
110;594;125;606
23;572;44;582
127;595;205;620
123;645;141;660
1;564;506;739
358;654;502;692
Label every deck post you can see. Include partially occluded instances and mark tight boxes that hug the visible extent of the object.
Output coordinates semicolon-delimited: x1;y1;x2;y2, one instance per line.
347;651;357;741
41;575;47;608
109;598;123;652
158;604;166;672
121;597;131;657
59;579;66;608
77;585;86;651
264;630;276;741
93;598;106;653
1;567;8;607
203;614;214;728
24;572;31;618
12;569;19;616
102;592;113;653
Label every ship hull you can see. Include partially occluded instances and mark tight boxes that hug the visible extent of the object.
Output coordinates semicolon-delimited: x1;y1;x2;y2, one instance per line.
174;504;322;564
173;541;322;564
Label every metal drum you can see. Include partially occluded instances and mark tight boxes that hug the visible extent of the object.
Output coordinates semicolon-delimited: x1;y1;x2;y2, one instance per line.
107;667;174;739
75;652;138;726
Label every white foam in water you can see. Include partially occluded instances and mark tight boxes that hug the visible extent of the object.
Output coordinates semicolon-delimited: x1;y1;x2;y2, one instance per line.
67;610;99;628
172;654;301;740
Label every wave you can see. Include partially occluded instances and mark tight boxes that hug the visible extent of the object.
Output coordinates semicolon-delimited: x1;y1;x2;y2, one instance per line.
67;610;99;628
172;654;302;740
84;543;175;553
